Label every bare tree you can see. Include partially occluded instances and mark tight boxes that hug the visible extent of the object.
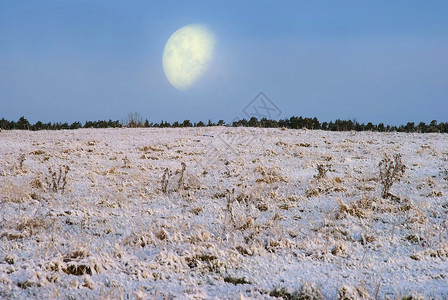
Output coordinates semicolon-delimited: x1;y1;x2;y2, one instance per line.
123;112;144;128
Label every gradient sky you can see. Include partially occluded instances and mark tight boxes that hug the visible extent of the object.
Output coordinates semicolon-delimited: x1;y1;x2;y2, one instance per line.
1;1;447;125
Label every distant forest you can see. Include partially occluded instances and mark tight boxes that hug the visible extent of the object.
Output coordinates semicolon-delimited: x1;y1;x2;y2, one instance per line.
0;115;447;133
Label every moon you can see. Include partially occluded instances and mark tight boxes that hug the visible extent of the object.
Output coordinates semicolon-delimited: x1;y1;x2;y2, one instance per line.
162;24;216;91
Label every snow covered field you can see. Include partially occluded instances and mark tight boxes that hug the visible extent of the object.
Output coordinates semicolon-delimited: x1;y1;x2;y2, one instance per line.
0;127;447;299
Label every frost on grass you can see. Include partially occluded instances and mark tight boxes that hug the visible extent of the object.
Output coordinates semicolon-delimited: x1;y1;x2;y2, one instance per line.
0;128;447;299
378;153;406;199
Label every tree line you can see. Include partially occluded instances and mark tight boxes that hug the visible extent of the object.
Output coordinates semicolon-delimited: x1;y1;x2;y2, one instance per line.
0;117;121;131
0;116;446;133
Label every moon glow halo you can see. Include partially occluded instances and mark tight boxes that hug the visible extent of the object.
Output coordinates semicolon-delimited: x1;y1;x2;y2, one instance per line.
162;24;216;91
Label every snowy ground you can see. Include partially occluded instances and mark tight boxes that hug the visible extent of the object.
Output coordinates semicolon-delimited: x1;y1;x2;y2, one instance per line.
0;127;447;299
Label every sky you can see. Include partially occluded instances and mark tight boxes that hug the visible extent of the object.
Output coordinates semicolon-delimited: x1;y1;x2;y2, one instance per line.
1;0;447;125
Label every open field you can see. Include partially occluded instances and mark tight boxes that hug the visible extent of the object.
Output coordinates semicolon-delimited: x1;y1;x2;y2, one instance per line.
0;127;447;299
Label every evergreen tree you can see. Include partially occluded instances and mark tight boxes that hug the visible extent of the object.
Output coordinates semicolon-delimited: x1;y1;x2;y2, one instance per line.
70;121;82;130
32;121;44;131
16;116;30;130
312;117;320;130
428;120;439;132
417;122;427;133
404;122;415;132
0;118;10;129
365;122;375;131
278;118;289;128
182;120;192;127
248;117;259;127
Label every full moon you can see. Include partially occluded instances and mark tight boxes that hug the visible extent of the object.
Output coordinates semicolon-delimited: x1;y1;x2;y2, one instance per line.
162;24;216;91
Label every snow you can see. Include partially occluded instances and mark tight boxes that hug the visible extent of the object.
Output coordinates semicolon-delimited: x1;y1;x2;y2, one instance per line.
0;127;447;299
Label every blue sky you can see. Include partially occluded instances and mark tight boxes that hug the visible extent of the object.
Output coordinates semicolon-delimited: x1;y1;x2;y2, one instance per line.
1;1;447;125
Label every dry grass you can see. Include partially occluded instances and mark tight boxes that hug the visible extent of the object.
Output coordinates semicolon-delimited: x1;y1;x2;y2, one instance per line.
45;165;70;193
0;128;446;299
0;180;31;203
378;153;406;198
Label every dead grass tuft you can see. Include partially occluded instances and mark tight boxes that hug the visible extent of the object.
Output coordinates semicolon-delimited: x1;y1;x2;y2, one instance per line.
337;198;376;219
225;189;236;230
314;164;331;180
379;153;406;198
161;168;171;193
306;177;347;198
255;166;288;184
224;276;250;285
30;177;44;189
61;248;104;276
156;229;169;241
337;284;371;300
139;145;164;152
29;149;45;155
160;162;197;193
0;180;31;203
16;217;47;233
190;207;203;215
45;165;70;193
269;282;323;300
